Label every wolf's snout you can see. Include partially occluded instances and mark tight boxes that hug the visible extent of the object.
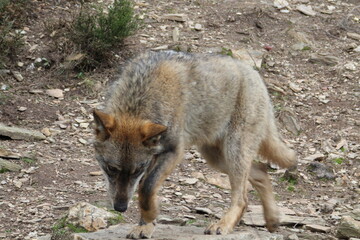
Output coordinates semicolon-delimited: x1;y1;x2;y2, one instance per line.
114;201;128;212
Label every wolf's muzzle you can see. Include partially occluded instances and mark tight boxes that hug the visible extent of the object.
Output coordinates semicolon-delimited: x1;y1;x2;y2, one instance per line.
114;201;128;212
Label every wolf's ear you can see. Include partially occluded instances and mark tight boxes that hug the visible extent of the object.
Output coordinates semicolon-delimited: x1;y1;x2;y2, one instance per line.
93;109;115;139
141;122;167;147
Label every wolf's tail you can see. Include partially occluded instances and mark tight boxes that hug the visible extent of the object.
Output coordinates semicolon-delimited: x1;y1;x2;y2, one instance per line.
259;121;297;169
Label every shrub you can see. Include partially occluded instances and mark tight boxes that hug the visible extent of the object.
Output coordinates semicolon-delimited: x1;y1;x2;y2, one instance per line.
69;0;138;69
0;0;29;67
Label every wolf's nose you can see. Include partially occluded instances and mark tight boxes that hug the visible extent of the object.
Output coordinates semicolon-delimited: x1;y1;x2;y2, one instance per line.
114;202;128;212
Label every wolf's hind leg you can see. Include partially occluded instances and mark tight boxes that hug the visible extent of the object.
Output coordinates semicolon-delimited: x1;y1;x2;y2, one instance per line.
249;162;280;232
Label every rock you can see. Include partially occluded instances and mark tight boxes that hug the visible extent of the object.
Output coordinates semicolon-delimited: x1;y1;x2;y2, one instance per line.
232;48;264;69
194;207;212;215
336;216;360;239
73;223;284;240
289;82;302;92
354;46;360;52
278;109;302;136
308;162;335;180
162;14;187;22
29;89;44;94
309;54;339;66
291;42;310;51
41;128;52;137
0;148;21;159
173;27;180;42
46;89;64;98
183;178;198;185
78;138;88;145
205;173;231;189
287;29;313;45
305;224;331;233
274;0;289;9
151;45;169;51
191;172;205;180
67;202;118;232
13;179;22;188
0;159;22;172
18;106;27;112
296;5;316;16
303;153;325;162
242;205;327;228
194;24;202;31
89;171;102;176
287;234;299;240
344;62;357;71
34;234;51;240
347;32;360;41
11;71;24;81
0;123;46;141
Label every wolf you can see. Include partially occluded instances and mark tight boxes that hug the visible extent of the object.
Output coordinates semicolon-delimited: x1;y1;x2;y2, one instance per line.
93;51;297;238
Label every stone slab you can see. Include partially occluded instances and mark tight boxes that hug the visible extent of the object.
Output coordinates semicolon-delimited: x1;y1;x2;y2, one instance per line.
0;123;46;141
73;224;283;240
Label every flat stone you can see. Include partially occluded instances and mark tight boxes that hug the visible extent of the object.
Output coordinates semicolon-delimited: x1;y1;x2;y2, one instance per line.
337;216;360;239
242;205;327;228
0;123;46;141
305;224;331;233
11;71;24;81
205;173;231;190
73;224;284;240
347;32;360;41
162;14;188;22
0;148;21;159
46;89;64;98
309;54;339;66
232;49;264;69
0;159;22;172
296;5;316;16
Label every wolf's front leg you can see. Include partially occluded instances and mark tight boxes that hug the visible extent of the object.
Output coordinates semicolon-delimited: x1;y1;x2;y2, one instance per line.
126;149;184;239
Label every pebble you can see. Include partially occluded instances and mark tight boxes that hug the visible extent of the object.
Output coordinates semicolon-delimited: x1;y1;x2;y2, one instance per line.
347;32;360;41
46;89;64;98
18;107;27;112
296;4;316;16
12;71;24;82
89;171;102;176
194;23;202;31
41;128;52;137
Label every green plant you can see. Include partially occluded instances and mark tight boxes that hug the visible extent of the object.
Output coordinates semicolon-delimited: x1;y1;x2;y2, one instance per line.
52;215;88;237
186;219;196;225
287;185;295;192
333;157;344;165
21;157;36;164
220;47;233;57
69;0;138;69
108;212;125;225
0;167;9;173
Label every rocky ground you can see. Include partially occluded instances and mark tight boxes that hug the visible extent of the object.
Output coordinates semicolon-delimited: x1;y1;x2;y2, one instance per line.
0;0;359;239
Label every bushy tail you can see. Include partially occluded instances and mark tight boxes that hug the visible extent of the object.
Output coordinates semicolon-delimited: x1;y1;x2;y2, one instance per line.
259;126;297;169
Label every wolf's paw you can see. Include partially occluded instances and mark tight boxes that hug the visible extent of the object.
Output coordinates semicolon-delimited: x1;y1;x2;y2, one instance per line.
266;217;280;233
126;223;155;239
204;222;232;235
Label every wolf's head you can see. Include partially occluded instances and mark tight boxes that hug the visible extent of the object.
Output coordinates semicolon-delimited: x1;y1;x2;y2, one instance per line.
92;109;167;212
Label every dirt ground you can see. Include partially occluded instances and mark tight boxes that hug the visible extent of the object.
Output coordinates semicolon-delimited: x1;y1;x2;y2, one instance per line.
0;0;359;239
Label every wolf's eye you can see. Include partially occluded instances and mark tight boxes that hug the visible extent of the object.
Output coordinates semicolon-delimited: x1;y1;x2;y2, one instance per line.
107;165;118;173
